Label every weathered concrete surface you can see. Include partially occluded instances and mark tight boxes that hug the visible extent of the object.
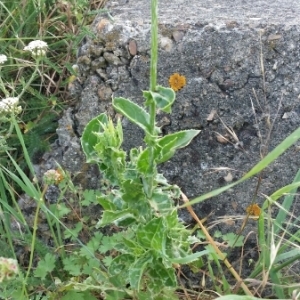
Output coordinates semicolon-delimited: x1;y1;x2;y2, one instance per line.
38;0;300;276
108;0;300;26
52;0;300;219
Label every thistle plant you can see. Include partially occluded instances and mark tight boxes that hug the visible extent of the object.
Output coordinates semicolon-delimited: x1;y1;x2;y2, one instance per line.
80;0;204;298
79;0;300;295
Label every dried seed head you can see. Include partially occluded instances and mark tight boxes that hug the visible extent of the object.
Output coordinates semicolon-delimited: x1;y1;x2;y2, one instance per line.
169;73;186;92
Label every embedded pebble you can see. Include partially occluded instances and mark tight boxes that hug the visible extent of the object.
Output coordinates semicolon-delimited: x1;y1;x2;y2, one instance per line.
103;52;123;65
172;30;185;42
91;57;107;69
98;85;113;101
77;55;91;65
128;39;137;55
95;68;108;81
89;45;104;56
160;36;173;52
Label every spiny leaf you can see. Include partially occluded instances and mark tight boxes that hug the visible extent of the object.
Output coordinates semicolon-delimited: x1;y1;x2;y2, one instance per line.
156;129;200;163
136;218;165;251
81;113;108;163
113;97;152;134
129;251;153;290
143;86;175;113
96;210;137;228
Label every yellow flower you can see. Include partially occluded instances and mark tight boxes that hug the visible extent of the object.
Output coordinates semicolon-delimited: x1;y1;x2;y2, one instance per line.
169;73;186;92
246;203;261;217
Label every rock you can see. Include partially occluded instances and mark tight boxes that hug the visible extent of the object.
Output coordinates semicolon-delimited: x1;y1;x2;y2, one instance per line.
97;85;113;101
103;52;123;65
91;57;107;69
172;30;185;42
128;39;137;56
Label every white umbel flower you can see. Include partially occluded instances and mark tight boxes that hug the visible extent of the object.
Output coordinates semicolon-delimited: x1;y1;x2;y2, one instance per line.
0;54;7;64
0;97;22;116
24;40;48;57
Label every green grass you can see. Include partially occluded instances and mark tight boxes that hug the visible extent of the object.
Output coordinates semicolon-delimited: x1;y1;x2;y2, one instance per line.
0;0;96;164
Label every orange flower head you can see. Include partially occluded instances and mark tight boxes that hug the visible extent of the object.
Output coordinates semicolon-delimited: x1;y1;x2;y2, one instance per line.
246;203;261;217
169;73;186;92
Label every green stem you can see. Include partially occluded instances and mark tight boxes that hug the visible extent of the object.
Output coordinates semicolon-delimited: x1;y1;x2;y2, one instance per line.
150;0;158;93
0;69;9;97
4;122;14;140
145;0;158;198
18;59;41;100
44;206;65;257
12;115;64;255
0;170;17;258
12;114;35;177
22;186;47;295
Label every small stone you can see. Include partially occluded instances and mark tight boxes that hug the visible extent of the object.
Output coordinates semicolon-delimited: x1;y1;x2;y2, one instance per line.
95;69;108;81
120;57;129;64
96;18;110;32
226;21;239;29
222;79;234;89
174;24;189;31
224;172;233;182
224;66;231;72
91;57;107;70
113;48;123;57
105;41;116;51
89;44;104;56
106;79;118;91
103;52;123;65
216;134;228;144
231;201;238;210
160;36;173;52
282;111;298;120
268;34;282;41
77;55;91;65
207;109;217;121
128;39;137;56
98;85;113;101
172;31;184;42
157;116;171;127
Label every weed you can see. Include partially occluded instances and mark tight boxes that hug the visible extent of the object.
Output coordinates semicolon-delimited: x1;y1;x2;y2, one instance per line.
1;0;300;299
